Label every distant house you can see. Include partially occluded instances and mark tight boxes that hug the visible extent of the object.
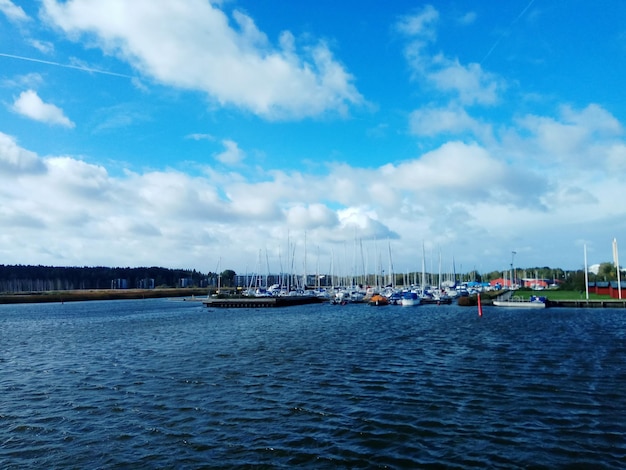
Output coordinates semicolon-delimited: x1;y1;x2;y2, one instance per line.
138;278;155;289
521;278;552;289
610;281;626;299
490;278;512;288
588;281;626;298
589;281;610;296
489;277;556;290
111;278;128;289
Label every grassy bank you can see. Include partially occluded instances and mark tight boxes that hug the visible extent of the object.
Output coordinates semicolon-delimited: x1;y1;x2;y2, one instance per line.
0;288;211;304
513;290;611;301
458;289;614;307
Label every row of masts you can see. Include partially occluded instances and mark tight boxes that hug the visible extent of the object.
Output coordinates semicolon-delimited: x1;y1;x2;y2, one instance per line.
221;237;624;294
236;235;457;292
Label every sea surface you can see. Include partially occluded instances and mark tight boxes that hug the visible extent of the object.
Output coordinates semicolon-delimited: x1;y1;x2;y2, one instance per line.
1;298;625;469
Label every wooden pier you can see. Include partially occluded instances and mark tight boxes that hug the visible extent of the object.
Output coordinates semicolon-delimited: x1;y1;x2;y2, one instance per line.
548;299;626;308
203;295;325;308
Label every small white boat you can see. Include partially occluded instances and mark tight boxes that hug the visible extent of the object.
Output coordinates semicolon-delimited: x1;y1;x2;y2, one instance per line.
493;295;547;308
333;288;366;304
400;291;421;307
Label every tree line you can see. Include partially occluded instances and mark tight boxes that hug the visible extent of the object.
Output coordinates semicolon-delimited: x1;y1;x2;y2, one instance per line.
0;265;222;293
0;263;617;294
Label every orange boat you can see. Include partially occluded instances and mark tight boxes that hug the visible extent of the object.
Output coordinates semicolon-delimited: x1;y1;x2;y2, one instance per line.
369;294;389;306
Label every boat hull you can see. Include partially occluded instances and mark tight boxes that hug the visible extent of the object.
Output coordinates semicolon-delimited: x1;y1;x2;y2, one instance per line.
368;294;389;306
492;300;546;308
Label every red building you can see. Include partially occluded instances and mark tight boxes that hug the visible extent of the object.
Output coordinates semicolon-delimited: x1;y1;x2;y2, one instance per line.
521;278;550;289
489;278;512;289
588;281;626;298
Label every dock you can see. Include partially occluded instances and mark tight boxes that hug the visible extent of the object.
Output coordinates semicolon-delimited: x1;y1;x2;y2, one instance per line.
421;297;453;305
548;299;626;308
203;295;325;308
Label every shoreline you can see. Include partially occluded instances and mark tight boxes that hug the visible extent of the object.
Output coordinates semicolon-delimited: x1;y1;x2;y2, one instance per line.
0;288;211;304
2;288;625;309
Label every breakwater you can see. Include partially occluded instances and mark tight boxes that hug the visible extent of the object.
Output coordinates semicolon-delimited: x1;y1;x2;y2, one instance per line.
203;295;324;308
459;293;626;308
0;288;210;304
548;299;626;308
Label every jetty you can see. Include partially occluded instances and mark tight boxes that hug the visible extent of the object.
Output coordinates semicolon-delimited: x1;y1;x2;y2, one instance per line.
547;299;626;308
203;295;325;308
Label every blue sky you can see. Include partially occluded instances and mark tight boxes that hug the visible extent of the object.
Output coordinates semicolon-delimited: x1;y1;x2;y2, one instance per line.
1;0;626;277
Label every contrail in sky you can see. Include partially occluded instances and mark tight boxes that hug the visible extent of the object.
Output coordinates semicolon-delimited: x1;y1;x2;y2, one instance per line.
0;52;134;78
481;0;536;64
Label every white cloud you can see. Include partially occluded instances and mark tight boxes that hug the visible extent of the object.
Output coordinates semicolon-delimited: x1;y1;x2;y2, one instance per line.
0;0;29;22
46;156;112;198
409;104;486;137
11;89;75;127
0;124;624;272
285;204;338;230
458;11;477;25
396;5;439;38
399;5;504;106
2;73;44;88
215;139;245;165
427;58;502;106
41;0;363;120
561;103;622;135
516;104;624;168
336;206;398;240
186;133;215;142
91;103;151;133
385;141;547;209
606;143;626;172
27;39;55;54
0;132;46;175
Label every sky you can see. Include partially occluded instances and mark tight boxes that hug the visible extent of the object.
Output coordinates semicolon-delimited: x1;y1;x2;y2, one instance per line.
1;0;626;278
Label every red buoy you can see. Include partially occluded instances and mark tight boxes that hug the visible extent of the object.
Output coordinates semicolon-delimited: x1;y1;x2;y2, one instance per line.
477;293;483;317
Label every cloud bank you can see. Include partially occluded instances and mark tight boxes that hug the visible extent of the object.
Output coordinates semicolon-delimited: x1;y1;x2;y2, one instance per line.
0;1;625;275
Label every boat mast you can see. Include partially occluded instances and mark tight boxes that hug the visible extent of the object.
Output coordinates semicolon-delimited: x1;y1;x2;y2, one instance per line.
387;239;394;288
583;243;589;300
286;230;290;291
265;248;271;288
614;238;622;299
216;257;221;293
303;231;307;289
438;249;442;290
421;241;426;294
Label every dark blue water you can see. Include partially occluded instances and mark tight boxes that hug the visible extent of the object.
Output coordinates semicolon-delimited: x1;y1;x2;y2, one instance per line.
1;299;625;469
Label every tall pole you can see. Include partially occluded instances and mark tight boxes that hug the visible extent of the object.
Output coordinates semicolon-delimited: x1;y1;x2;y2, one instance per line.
511;251;516;289
584;243;589;300
613;238;622;300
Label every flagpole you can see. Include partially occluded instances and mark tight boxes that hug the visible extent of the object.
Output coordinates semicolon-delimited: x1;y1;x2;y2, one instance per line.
613;238;622;300
583;243;589;300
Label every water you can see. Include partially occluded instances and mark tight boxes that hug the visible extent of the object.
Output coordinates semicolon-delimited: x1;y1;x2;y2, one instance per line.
1;299;625;469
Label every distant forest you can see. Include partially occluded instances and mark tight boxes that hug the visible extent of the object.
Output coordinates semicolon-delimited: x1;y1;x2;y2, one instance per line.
0;265;218;293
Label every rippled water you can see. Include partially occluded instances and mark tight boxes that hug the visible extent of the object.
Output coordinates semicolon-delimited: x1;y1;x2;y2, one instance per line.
1;299;625;468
